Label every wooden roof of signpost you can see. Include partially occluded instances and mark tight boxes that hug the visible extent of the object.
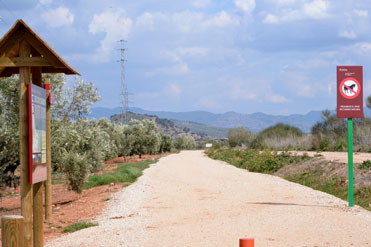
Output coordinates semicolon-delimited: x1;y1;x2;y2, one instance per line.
0;19;79;77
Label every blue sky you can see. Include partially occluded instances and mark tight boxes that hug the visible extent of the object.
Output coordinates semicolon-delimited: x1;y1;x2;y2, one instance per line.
1;0;371;115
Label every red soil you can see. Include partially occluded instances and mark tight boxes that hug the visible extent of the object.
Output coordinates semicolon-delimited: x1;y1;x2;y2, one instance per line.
0;153;170;245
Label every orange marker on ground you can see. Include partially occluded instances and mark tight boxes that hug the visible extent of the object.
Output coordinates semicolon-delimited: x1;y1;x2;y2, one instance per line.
240;238;254;247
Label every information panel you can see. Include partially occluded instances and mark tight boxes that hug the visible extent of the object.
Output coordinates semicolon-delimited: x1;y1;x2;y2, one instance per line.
337;66;363;118
28;83;47;184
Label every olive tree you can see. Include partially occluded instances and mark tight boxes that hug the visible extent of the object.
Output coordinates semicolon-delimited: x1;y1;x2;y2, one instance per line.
126;119;161;158
48;75;102;192
0;76;19;187
159;133;174;153
176;133;196;150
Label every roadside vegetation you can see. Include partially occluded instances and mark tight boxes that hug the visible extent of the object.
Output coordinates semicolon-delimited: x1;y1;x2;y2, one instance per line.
62;221;98;233
84;159;156;190
206;147;371;211
0;74;195;193
284;170;371;211
225;97;371;152
208;98;371;210
206;148;310;174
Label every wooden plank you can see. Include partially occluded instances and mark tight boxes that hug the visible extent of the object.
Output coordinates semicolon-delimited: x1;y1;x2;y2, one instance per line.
0;67;18;77
41;67;74;74
31;67;42;86
0;57;53;67
19;39;33;247
33;183;44;247
44;78;52;220
0;27;25;56
24;32;65;68
1;215;24;247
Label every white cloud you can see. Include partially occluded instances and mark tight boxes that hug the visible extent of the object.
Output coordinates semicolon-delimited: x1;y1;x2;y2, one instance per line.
277;0;296;5
171;11;205;33
234;0;256;14
194;96;225;111
354;9;368;17
303;0;330;19
39;0;52;5
135;12;156;31
176;47;208;57
191;0;212;9
295;58;330;70
268;94;292;103
228;82;257;101
170;84;182;95
349;42;371;56
339;30;357;39
263;0;330;24
89;10;132;62
202;11;239;28
42;7;74;27
263;14;280;24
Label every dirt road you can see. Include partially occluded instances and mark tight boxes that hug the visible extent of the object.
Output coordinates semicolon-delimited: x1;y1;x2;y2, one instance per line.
287;150;371;164
47;151;371;247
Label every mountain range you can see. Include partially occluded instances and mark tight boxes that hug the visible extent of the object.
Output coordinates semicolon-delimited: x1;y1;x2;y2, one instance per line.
90;106;371;133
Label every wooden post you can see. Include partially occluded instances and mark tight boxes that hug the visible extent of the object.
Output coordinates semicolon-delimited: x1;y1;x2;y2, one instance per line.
31;67;44;247
44;78;52;220
19;39;33;247
32;183;43;247
1;215;24;247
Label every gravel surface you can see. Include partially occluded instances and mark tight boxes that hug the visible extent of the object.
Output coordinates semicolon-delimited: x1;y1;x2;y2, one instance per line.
287;151;371;164
47;151;371;247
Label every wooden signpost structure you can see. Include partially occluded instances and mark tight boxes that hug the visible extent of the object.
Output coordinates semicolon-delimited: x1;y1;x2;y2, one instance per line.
0;19;79;247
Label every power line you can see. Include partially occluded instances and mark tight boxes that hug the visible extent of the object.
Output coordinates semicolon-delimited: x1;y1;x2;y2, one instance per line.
118;39;129;125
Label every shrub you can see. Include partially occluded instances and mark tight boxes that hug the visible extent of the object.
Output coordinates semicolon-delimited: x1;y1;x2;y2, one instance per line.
253;123;309;150
159;133;174;153
61;152;87;193
228;126;254;148
176;134;196;150
359;160;371;170
62;221;98;233
84;159;156;190
126;119;161;158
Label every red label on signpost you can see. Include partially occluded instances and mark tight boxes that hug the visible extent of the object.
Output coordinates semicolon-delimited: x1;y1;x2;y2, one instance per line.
337;66;363;118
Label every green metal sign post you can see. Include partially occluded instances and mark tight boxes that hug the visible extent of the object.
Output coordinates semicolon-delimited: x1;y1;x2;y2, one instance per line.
347;118;354;207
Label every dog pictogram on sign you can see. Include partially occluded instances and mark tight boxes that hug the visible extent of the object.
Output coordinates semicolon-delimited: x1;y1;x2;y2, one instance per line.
339;77;361;99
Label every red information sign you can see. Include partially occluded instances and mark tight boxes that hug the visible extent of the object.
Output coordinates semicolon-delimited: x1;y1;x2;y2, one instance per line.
337;66;363;118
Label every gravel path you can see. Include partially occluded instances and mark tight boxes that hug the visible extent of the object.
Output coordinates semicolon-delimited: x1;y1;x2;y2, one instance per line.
287;151;371;164
47;151;371;247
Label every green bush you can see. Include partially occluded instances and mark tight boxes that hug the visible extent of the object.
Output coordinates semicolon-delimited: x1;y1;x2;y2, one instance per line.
62;221;98;233
252;123;310;150
359;160;371;170
62;152;88;193
176;133;196;150
206;148;310;174
84;159;156;190
159;133;174;153
228;126;255;148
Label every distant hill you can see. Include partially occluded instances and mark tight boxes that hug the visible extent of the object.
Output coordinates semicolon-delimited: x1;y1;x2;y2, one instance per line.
110;112;228;140
90;107;371;133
